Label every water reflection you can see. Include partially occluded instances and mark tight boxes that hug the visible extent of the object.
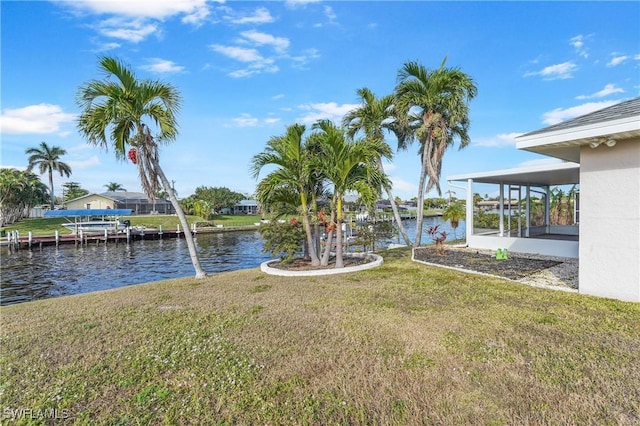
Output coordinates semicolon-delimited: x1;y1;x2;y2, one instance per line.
1;231;271;306
1;217;460;306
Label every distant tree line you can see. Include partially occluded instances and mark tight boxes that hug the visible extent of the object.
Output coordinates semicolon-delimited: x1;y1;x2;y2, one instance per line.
179;186;246;220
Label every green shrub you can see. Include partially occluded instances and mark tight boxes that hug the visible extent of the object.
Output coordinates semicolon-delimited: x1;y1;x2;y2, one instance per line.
258;219;305;263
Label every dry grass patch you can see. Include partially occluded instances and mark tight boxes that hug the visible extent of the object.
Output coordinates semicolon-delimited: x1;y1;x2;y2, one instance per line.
1;248;639;424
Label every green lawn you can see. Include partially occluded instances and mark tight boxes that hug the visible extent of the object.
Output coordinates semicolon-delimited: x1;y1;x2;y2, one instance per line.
1;248;638;424
0;214;263;237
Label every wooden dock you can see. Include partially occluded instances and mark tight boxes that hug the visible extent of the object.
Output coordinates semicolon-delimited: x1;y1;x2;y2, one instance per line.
2;229;185;251
1;225;261;251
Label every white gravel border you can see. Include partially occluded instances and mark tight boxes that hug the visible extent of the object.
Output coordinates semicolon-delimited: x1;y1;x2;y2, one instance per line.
412;247;578;293
260;253;384;276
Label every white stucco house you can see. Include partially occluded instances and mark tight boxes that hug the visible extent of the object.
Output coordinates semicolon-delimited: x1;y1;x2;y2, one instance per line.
448;97;639;302
65;192;173;215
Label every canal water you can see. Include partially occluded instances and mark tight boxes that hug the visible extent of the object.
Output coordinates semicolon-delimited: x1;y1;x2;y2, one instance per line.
1;217;461;306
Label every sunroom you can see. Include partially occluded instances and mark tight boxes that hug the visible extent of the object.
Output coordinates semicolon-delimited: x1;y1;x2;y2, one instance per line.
448;161;580;258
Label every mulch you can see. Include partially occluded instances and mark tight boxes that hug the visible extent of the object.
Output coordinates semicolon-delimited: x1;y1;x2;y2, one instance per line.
413;247;562;280
270;256;371;271
268;248;563;280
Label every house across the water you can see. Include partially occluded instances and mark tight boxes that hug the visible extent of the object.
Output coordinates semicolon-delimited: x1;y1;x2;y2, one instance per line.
448;97;639;302
64;192;174;215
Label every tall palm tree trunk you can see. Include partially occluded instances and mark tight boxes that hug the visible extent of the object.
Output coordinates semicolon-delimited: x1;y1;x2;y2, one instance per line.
48;170;55;210
302;214;320;266
414;146;430;247
387;188;410;245
333;198;347;268
321;208;336;266
155;163;207;278
300;194;320;266
379;156;411;246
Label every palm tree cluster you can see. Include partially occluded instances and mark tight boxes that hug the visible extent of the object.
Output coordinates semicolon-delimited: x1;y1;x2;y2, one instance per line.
0;168;49;227
251;120;390;268
7;55;474;277
253;57;477;259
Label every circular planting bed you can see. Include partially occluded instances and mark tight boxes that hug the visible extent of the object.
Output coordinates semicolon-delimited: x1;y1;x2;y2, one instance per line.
261;253;383;276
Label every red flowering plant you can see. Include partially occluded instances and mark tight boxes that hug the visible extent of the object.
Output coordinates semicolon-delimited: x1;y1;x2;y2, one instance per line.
427;225;448;255
127;148;138;164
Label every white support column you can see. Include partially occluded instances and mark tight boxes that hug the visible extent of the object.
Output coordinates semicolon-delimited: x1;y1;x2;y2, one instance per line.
517;186;522;237
545;186;551;234
466;179;474;240
525;185;531;237
499;184;505;237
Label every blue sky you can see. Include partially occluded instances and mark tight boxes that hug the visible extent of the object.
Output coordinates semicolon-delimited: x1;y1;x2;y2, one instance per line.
1;0;639;202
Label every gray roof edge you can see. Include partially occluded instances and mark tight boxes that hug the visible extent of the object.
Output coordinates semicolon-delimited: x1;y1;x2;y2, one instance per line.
447;161;580;182
518;97;640;138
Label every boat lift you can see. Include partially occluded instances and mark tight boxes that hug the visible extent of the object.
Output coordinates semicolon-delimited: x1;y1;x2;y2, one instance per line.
44;209;133;235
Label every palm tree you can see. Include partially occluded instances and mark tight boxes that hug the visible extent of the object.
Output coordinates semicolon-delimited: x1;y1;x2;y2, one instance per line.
76;56;206;279
445;189;456;205
25;141;72;210
312;119;390;268
442;202;465;240
394;58;477;246
343;87;412;246
251;123;321;266
104;182;126;192
0;169;49;226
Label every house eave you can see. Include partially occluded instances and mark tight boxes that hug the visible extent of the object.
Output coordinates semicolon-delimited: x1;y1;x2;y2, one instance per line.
515;116;640;162
448;162;580;186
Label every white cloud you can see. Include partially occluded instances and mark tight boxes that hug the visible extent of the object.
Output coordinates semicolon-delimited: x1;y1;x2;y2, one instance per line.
388;176;418;199
211;17;318;77
211;44;263;62
225;7;274;24
231;114;281;127
0;165;27;171
229;61;279;78
57;0;212;43
59;0;212;22
473;132;522;148
239;30;290;53
272;94;285;100
290;48;321;69
233;114;259;127
210;42;281;78
570;34;589;58
525;61;577;80
285;0;321;8
141;58;186;74
67;155;102;170
93;41;121;52
297;102;359;124
0;104;76;135
68;143;98;153
607;55;629;67
542;101;620;125
97;17;158;43
323;5;337;23
575;84;624;100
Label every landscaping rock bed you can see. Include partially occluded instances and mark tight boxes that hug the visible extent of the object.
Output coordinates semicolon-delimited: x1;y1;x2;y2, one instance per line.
413;247;563;281
269;255;372;271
